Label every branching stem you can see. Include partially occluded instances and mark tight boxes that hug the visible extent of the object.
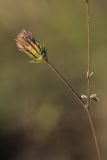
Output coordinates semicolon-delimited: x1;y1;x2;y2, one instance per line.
45;1;101;159
46;60;101;160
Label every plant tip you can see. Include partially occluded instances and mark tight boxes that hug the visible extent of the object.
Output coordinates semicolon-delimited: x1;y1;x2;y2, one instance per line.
16;29;48;63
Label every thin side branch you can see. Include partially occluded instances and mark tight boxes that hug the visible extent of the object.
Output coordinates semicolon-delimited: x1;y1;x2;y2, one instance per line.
46;61;85;107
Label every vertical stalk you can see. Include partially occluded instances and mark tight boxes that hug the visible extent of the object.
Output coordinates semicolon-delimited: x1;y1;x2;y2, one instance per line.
85;1;101;160
85;108;101;160
86;0;91;109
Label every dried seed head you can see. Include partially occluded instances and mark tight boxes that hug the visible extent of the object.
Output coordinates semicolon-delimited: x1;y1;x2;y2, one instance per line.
16;29;48;63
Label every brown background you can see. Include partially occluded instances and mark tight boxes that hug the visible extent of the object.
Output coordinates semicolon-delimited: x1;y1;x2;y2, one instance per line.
0;0;107;159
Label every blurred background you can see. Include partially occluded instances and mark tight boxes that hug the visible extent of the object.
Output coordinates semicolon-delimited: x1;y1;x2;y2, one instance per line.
0;0;107;159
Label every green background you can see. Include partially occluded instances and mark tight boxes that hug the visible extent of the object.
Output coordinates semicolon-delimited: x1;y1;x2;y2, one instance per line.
0;0;107;159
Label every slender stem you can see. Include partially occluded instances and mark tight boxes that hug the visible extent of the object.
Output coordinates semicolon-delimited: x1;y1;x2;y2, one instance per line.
85;108;101;160
44;2;101;159
86;0;91;109
46;61;85;107
85;1;101;160
47;60;101;160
